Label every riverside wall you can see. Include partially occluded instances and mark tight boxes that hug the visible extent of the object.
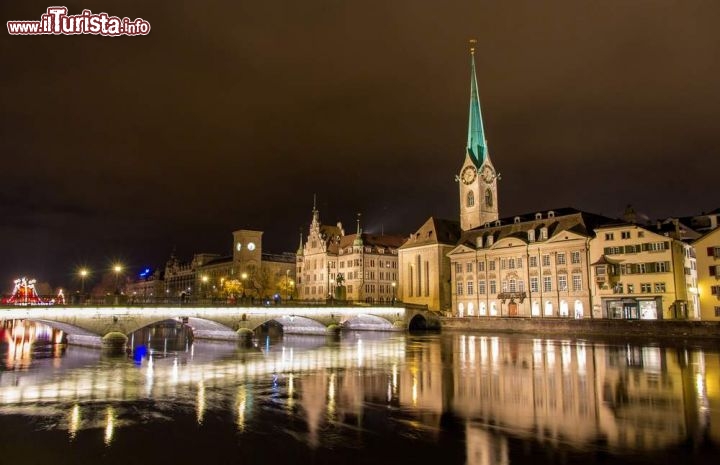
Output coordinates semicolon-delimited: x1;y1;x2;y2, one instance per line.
441;317;720;340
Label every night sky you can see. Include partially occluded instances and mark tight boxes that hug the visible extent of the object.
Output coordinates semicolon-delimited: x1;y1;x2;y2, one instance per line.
2;0;719;291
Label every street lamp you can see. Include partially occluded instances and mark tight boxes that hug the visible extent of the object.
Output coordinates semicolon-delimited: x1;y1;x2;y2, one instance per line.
392;281;396;305
241;272;248;300
285;269;290;300
113;264;123;294
79;268;88;301
201;275;208;301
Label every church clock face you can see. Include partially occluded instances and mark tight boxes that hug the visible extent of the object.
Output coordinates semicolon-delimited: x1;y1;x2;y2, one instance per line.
481;165;495;183
461;166;476;185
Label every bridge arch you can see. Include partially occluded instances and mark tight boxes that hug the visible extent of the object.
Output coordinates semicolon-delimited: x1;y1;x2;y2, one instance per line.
251;315;328;335
342;314;396;331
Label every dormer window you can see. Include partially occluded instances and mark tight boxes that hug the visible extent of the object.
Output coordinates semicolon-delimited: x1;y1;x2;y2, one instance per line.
548;211;555;219
476;236;483;248
535;212;542;220
514;216;521;224
528;229;536;242
487;235;494;246
540;227;548;240
494;220;501;227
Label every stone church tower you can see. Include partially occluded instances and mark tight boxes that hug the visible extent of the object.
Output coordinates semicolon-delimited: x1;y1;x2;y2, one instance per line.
458;42;498;231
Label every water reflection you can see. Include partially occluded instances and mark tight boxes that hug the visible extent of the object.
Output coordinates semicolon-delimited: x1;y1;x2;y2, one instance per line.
0;319;717;463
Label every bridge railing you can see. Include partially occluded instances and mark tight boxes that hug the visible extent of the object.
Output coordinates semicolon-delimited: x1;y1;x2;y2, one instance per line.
0;295;427;309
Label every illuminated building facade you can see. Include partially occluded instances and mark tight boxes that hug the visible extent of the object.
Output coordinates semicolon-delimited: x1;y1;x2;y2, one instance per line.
693;226;720;320
296;203;403;302
590;222;699;319
449;209;613;318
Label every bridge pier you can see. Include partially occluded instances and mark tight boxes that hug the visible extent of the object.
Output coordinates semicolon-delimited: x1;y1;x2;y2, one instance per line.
101;332;128;353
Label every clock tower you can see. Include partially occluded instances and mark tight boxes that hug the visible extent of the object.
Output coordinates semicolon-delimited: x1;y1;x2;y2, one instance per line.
459;41;498;231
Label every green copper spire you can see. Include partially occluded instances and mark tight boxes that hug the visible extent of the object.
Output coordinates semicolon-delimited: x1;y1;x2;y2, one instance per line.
467;41;487;168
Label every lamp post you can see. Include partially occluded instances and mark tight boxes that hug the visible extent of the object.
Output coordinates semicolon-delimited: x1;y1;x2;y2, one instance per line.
285;269;290;300
241;272;248;300
392;281;396;305
200;275;208;298
290;279;295;300
79;268;88;303
113;264;123;294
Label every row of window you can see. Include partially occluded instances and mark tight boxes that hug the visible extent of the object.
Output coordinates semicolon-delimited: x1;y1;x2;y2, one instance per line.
454;251;584;275
303;271;398;283
603;241;669;255
302;258;399;271
613;282;666;294
604;231;646;241
456;273;584;296
596;261;670;276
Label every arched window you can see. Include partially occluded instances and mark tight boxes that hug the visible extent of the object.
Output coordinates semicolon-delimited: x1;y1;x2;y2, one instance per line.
485;188;493;207
466;190;475;207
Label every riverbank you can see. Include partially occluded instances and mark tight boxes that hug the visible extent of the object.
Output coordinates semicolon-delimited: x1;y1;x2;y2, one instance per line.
441;317;720;340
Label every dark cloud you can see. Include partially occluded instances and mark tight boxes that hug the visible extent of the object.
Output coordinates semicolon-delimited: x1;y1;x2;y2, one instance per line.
1;0;719;290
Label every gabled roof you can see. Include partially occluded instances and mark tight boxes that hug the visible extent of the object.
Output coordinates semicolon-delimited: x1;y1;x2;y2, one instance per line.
330;233;406;253
400;217;462;249
457;208;618;248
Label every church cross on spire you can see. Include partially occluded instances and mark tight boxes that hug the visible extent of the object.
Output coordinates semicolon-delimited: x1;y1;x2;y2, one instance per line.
467;39;487;168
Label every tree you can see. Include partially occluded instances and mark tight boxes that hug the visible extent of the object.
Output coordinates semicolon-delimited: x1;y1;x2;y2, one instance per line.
221;279;243;299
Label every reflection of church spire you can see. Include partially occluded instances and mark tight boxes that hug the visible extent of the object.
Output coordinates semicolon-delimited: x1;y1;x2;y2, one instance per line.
467;39;488;168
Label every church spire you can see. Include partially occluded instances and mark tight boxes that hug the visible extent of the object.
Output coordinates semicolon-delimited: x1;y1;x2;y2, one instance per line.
311;194;320;225
296;231;304;256
467;40;487;168
353;213;363;247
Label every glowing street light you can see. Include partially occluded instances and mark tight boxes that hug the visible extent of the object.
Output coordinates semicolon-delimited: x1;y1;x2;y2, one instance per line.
241;272;248;299
79;268;88;295
113;264;123;294
201;275;209;300
392;281;397;305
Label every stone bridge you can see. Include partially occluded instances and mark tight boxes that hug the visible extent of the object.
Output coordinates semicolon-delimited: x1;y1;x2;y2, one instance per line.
0;305;441;349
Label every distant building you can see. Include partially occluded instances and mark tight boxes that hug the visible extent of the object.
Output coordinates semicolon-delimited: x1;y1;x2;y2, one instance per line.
694;227;720;320
590;222;699;320
296;203;404;302
198;229;295;300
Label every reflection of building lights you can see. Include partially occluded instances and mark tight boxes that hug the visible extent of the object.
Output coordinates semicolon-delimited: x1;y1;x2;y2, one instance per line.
104;406;115;446
327;373;336;418
576;342;586;374
236;386;247;432
469;335;476;364
68;404;80;440
392;364;398;393
490;337;499;367
287;374;295;410
412;372;418;407
196;381;206;425
357;339;364;367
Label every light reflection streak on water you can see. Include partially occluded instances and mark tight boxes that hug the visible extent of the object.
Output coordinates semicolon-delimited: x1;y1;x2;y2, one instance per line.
104;406;115;446
287;374;294;411
197;380;206;425
68;404;80;440
236;386;247;432
327;372;336;419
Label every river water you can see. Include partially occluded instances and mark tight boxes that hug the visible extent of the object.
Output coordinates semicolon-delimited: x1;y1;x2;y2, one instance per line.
0;320;717;465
